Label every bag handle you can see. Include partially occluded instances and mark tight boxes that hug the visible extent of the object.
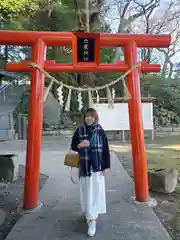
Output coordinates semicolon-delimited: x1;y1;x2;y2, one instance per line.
69;167;79;184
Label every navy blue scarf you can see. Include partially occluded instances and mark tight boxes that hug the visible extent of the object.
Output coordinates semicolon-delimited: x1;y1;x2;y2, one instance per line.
71;123;111;177
77;124;104;177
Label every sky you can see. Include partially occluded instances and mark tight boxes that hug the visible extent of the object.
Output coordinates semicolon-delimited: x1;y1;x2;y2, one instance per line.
105;0;180;68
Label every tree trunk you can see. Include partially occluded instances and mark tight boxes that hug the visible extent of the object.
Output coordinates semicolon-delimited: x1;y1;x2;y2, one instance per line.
168;61;174;79
4;45;8;65
161;57;168;78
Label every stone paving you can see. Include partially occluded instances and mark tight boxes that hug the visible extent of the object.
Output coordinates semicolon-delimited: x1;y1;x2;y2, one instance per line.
0;209;5;227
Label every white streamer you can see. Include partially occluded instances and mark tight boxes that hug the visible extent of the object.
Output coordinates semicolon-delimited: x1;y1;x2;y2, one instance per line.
77;92;83;111
57;84;64;107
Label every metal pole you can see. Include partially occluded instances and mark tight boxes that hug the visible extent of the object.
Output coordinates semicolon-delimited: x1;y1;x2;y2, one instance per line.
3;89;5;101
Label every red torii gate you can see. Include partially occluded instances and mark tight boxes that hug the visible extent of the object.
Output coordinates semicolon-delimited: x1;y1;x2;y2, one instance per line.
0;31;171;209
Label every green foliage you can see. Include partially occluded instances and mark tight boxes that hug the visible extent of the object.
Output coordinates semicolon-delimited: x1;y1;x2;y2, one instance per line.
100;48;115;63
0;0;29;12
141;74;180;126
22;0;77;31
0;0;37;19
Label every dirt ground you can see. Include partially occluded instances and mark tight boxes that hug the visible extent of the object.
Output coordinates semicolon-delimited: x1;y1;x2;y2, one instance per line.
111;135;180;240
0;165;48;240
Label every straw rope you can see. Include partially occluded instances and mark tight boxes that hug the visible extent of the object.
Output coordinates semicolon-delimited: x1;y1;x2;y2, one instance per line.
28;62;141;94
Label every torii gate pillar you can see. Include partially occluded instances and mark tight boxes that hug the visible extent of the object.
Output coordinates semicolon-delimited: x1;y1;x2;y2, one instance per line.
124;41;149;201
0;31;171;209
23;39;46;209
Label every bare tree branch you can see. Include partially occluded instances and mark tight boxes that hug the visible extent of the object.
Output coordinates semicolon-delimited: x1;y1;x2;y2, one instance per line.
110;0;160;63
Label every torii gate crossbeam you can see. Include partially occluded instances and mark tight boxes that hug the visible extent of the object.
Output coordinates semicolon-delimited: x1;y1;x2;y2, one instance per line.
0;31;171;209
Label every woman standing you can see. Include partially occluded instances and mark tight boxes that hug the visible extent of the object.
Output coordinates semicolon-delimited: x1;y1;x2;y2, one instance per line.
71;108;110;237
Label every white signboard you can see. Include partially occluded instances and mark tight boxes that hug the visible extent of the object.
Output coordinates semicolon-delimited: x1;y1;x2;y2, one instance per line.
93;103;153;131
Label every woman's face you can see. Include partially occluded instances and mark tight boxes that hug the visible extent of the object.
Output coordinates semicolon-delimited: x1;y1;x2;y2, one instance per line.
85;114;95;126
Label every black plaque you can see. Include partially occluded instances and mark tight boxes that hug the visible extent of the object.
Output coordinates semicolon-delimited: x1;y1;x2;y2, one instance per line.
77;38;95;62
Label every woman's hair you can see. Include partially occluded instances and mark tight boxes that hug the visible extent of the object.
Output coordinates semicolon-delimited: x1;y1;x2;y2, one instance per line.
84;108;99;124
